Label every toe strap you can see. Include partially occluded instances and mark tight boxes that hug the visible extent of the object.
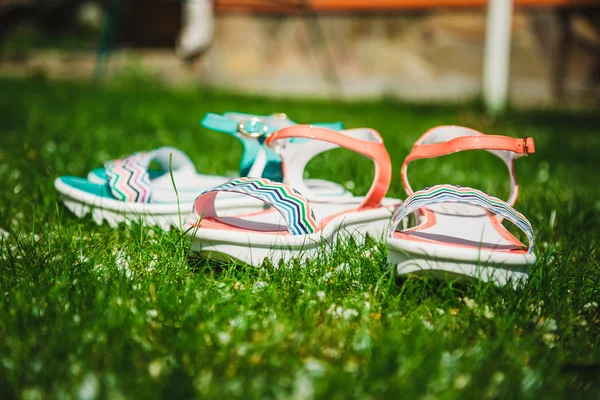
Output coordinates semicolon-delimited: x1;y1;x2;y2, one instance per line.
103;147;196;203
389;184;535;254
194;177;319;235
105;152;153;203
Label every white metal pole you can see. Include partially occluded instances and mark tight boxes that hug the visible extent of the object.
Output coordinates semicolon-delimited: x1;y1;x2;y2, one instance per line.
483;0;514;114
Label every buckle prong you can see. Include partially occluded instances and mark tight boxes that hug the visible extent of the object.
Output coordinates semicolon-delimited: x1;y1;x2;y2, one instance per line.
523;137;531;155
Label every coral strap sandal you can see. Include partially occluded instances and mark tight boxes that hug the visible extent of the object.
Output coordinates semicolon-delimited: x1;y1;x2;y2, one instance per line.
55;113;349;228
188;125;400;266
387;126;536;287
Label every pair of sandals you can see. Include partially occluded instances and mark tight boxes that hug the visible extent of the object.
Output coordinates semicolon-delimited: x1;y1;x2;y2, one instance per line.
54;112;348;228
55;113;536;287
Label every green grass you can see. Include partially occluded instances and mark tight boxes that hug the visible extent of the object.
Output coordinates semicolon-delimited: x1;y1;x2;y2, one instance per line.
0;76;599;399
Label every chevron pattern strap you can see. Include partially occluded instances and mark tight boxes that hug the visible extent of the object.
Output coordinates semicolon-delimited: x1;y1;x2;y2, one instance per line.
389;184;534;253
194;177;319;235
105;152;152;203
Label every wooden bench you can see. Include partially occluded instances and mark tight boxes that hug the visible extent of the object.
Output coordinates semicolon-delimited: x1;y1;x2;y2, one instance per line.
215;0;600;111
84;0;598;108
215;0;600;13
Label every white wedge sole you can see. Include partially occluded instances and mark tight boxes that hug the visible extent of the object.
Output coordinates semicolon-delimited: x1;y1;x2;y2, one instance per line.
55;178;265;230
189;207;394;267
387;238;535;288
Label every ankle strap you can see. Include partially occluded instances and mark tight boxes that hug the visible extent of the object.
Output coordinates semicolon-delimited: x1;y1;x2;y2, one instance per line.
221;112;344;133
401;126;535;206
266;125;391;209
407;135;535;160
201;113;344;181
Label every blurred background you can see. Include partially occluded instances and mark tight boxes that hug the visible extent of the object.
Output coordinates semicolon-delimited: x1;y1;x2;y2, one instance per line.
1;0;600;109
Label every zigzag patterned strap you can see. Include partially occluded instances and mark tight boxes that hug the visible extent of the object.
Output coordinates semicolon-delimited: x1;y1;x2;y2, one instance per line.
105;152;152;203
389;184;535;253
194;177;319;235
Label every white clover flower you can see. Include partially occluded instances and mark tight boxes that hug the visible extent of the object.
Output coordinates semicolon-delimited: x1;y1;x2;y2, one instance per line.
542;333;559;348
342;308;359;320
252;281;268;293
362;246;377;260
483;305;495;319
236;345;248;356
537;318;557;332
218;332;231;345
326;304;359;320
320;272;333;283
303;358;326;376
420;317;434;331
462;297;477;309
148;359;163;378
335;263;351;274
147;259;157;272
454;373;471;389
114;250;132;278
78;373;99;400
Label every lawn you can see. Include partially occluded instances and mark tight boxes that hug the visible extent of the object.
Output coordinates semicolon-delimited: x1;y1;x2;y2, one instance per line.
0;76;599;399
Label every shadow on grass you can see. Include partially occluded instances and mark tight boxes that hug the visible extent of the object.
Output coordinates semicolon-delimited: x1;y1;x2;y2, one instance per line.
561;362;600;394
186;251;266;279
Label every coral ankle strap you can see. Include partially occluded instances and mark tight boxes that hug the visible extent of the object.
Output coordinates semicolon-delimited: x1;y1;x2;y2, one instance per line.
401;125;535;206
266;125;391;209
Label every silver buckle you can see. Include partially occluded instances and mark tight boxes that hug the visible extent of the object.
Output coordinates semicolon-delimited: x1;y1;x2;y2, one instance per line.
238;117;269;138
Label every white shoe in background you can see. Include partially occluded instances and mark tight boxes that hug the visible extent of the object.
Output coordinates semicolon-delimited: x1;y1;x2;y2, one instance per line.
176;0;214;60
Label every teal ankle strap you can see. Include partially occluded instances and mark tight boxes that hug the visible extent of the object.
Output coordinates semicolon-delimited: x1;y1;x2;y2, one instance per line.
201;114;257;137
200;113;343;181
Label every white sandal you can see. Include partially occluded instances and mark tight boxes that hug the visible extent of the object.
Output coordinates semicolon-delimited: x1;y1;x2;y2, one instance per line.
187;125;401;266
387;125;536;287
54;113;349;229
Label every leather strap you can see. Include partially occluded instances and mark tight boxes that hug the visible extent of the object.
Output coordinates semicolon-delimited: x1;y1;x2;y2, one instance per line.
266;125;391;209
401;125;535;207
406;135;535;162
